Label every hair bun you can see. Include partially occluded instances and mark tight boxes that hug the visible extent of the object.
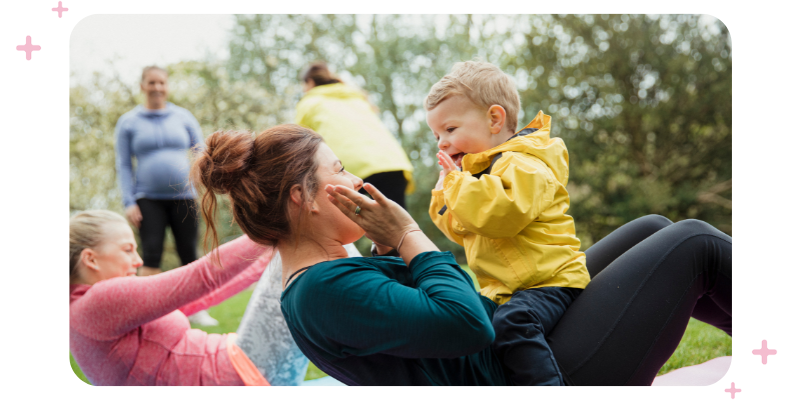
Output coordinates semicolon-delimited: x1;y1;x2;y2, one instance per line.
193;130;254;195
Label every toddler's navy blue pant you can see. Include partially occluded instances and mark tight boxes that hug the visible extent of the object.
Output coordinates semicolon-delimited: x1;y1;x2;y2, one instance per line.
492;286;583;385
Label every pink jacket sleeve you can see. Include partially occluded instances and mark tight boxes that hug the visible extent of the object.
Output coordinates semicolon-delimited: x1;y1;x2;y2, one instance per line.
177;245;274;317
70;235;273;341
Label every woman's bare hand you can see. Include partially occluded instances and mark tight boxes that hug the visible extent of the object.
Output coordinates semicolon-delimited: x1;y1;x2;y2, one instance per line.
373;242;395;256
325;183;418;248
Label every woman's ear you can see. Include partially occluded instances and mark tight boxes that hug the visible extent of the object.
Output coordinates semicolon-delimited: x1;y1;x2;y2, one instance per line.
80;248;100;272
289;184;318;213
289;184;304;207
488;105;507;135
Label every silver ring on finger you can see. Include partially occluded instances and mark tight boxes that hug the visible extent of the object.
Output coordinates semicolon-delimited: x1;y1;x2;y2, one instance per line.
354;206;362;216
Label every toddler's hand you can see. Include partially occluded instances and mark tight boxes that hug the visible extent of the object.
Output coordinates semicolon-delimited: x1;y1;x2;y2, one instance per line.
437;150;458;176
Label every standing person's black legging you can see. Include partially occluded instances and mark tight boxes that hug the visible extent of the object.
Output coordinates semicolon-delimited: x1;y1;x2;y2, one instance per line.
136;198;199;269
547;215;731;385
360;171;408;210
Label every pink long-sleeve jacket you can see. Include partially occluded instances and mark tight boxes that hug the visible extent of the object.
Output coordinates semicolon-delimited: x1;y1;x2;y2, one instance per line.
69;235;273;385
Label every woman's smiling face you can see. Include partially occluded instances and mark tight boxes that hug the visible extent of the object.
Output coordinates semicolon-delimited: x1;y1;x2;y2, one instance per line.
311;143;365;244
140;69;169;109
90;222;143;280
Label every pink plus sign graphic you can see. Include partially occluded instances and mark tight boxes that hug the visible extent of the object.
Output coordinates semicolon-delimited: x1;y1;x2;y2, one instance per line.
52;2;69;18
753;339;777;364
724;382;741;399
16;36;41;61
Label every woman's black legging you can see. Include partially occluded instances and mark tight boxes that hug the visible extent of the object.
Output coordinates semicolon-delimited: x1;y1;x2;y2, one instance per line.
360;170;407;210
547;215;732;385
136;198;199;270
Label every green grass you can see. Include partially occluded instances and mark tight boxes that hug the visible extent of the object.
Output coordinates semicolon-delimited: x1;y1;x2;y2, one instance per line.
70;270;731;384
657;318;732;375
70;351;91;384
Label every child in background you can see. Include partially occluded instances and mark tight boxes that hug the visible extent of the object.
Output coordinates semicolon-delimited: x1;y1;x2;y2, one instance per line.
425;61;590;385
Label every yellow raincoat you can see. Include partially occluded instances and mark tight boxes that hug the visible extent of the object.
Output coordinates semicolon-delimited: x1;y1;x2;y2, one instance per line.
429;111;590;305
296;83;414;193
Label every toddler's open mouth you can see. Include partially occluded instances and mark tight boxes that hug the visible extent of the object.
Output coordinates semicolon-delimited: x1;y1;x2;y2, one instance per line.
450;152;465;168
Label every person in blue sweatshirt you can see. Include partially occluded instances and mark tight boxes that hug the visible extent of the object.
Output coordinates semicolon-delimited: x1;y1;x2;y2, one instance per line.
114;65;216;326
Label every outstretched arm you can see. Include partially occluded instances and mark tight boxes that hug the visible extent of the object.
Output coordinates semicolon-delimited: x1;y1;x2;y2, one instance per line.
71;235;271;340
178;244;275;316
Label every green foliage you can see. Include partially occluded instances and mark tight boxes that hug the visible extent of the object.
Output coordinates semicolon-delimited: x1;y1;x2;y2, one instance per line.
70;72;137;214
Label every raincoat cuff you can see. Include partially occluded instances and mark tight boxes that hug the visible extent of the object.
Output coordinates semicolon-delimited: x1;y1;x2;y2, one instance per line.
442;171;463;191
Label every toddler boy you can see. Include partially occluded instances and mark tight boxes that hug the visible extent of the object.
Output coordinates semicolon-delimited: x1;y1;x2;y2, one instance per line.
425;61;590;385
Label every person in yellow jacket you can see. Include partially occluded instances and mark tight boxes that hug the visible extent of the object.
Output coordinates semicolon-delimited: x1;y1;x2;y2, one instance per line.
296;61;414;208
425;61;590;386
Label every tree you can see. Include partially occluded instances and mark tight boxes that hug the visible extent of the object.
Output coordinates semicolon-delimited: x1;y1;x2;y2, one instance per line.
513;15;732;243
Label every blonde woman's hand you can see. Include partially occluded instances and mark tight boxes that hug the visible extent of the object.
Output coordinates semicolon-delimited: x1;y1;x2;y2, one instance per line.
325;183;418;248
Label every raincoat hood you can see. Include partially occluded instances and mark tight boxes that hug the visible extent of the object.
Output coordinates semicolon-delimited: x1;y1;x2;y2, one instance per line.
295;82;415;192
461;111;569;186
304;83;368;101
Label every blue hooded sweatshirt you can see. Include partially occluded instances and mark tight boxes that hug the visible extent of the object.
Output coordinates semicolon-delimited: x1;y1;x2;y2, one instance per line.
115;103;204;207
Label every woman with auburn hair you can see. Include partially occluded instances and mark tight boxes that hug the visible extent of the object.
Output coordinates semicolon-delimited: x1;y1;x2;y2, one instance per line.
296;61;414;209
69;208;356;385
192;124;731;386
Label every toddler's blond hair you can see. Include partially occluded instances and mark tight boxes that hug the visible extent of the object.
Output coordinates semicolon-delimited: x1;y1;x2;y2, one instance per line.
425;61;521;133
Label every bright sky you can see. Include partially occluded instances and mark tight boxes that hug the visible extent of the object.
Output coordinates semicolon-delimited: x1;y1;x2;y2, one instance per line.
70;15;235;87
69;14;724;89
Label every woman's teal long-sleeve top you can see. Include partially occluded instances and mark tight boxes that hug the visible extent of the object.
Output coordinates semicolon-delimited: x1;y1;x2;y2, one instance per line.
280;251;510;385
